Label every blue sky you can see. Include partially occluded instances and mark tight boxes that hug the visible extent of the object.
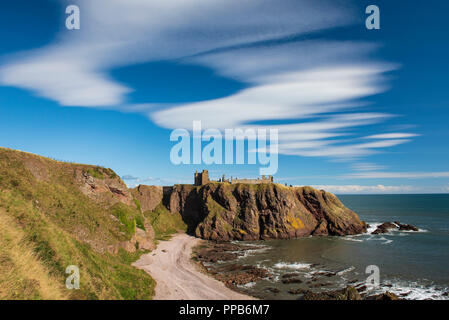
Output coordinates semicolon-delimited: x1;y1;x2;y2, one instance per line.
0;0;448;194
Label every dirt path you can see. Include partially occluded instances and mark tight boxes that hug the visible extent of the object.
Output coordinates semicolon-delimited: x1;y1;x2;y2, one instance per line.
133;233;254;300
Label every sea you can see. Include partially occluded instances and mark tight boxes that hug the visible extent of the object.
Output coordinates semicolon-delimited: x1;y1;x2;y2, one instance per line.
206;194;449;300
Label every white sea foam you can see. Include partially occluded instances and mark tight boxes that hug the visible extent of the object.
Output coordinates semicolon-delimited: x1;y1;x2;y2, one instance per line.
372;281;449;300
304;270;316;279
366;222;382;234
343;236;364;242
400;228;428;233
363;234;394;244
236;246;270;260
273;262;311;270
231;241;267;248
238;281;257;288
336;266;355;276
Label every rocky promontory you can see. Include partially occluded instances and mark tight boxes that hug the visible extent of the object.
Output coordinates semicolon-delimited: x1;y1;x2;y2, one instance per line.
135;182;368;241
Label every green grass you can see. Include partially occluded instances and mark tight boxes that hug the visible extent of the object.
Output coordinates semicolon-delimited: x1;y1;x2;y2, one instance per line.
86;167;105;180
133;198;142;212
144;204;187;240
0;147;155;299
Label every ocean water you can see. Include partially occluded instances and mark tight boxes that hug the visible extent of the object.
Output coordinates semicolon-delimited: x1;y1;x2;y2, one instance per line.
215;194;449;300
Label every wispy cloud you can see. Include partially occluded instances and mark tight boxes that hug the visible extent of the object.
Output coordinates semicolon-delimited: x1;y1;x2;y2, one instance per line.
122;175;191;187
152;66;394;129
352;162;387;171
344;171;449;179
0;0;417;163
150;24;410;161
363;133;420;139
151;65;410;160
0;0;351;107
121;174;139;180
312;184;416;194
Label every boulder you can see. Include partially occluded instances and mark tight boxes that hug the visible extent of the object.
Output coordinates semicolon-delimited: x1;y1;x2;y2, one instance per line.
372;222;398;234
265;287;280;294
282;278;303;284
367;291;401;300
394;221;419;231
288;288;307;295
302;286;362;300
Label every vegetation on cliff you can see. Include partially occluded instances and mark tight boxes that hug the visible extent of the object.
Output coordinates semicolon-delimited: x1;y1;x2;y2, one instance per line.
145;204;187;241
0;147;155;299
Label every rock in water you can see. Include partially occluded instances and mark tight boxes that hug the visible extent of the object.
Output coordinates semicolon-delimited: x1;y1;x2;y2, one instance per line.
394;221;419;231
302;286;362;300
164;183;367;241
372;222;398;234
372;221;419;234
367;291;401;300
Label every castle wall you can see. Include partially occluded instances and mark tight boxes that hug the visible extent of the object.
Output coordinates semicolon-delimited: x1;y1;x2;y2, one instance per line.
195;170;272;185
230;178;272;184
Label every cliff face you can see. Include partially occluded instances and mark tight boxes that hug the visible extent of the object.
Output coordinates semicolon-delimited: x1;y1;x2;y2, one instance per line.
131;185;163;212
163;183;367;241
0;147;155;299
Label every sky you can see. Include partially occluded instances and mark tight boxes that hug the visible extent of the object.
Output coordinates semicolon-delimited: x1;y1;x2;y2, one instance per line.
0;0;448;194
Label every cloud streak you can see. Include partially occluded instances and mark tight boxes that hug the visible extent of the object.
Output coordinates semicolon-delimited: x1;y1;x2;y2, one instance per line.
312;184;416;194
345;171;449;179
122;175;190;187
0;0;351;107
0;0;416;162
363;133;420;139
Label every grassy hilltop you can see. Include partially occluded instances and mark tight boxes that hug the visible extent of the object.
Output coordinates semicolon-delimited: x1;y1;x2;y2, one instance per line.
0;147;185;300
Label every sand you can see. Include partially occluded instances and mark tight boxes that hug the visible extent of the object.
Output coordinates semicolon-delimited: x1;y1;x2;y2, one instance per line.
133;233;254;300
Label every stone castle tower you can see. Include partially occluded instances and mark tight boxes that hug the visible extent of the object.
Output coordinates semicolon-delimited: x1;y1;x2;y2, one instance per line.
194;170;210;186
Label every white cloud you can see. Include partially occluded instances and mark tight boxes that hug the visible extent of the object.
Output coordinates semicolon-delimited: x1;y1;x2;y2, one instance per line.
345;172;449;179
151;66;393;129
352;162;387;171
363;133;419;139
312;184;416;194
187;40;379;82
0;57;129;106
151;64;410;160
121;174;139;180
0;0;417;162
0;0;351;108
123;176;191;188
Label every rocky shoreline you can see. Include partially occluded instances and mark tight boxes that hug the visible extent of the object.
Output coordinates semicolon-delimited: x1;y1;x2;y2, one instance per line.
191;223;421;300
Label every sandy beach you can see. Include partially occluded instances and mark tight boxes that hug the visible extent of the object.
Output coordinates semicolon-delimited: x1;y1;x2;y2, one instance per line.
133;233;254;300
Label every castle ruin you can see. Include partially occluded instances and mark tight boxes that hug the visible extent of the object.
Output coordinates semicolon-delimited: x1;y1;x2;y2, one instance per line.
194;170;210;186
194;170;273;186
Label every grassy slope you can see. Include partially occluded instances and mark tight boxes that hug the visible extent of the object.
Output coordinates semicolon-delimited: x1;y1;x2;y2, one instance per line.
145;203;187;241
0;147;155;299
